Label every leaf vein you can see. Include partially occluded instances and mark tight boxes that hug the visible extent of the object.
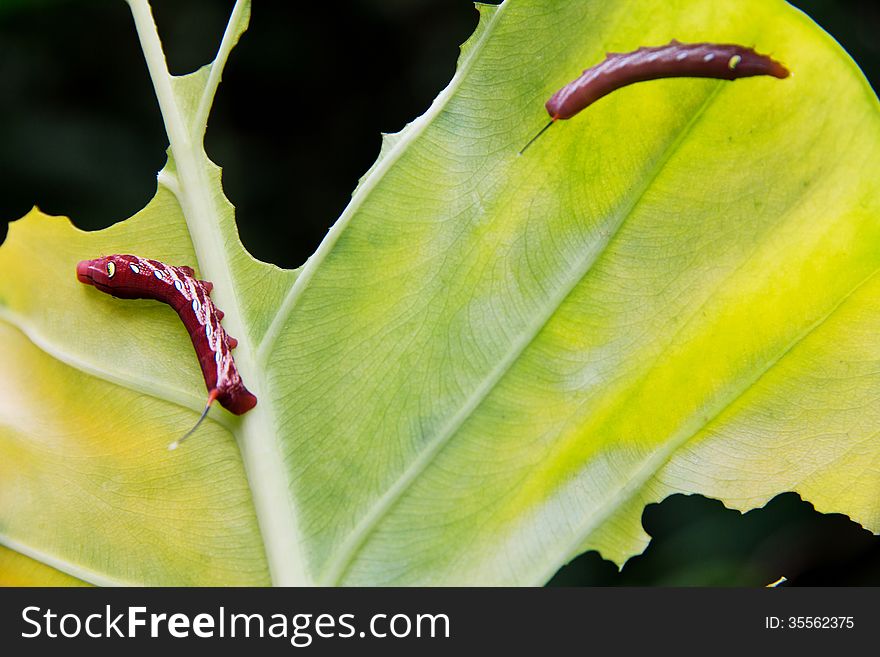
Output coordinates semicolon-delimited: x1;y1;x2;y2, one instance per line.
535;262;880;584
321;84;729;585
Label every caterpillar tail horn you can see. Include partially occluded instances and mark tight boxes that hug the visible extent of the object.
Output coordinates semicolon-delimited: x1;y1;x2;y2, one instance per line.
518;118;556;155
169;389;220;451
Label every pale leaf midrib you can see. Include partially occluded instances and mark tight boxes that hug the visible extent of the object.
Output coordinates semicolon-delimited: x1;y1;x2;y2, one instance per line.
128;0;309;585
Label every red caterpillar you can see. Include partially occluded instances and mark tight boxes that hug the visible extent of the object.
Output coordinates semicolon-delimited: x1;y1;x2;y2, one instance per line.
76;255;257;449
521;41;789;152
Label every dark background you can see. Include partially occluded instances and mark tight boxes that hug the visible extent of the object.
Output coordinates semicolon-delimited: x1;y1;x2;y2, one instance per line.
0;0;878;585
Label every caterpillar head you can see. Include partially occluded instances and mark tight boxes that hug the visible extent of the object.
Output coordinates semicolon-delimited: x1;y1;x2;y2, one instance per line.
76;255;140;293
729;48;790;79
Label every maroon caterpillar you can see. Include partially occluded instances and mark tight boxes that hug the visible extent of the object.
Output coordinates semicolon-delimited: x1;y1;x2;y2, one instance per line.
76;254;257;449
520;40;790;153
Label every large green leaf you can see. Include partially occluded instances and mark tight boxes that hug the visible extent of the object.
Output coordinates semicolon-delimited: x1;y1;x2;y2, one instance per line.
1;0;878;585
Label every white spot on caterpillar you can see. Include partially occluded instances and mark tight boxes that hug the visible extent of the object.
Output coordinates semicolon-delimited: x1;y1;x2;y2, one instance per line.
130;264;140;274
704;53;715;62
675;51;687;61
192;299;200;312
604;53;632;72
728;54;742;70
106;261;116;278
215;350;222;363
646;53;660;62
205;323;213;340
154;270;164;280
174;280;183;292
